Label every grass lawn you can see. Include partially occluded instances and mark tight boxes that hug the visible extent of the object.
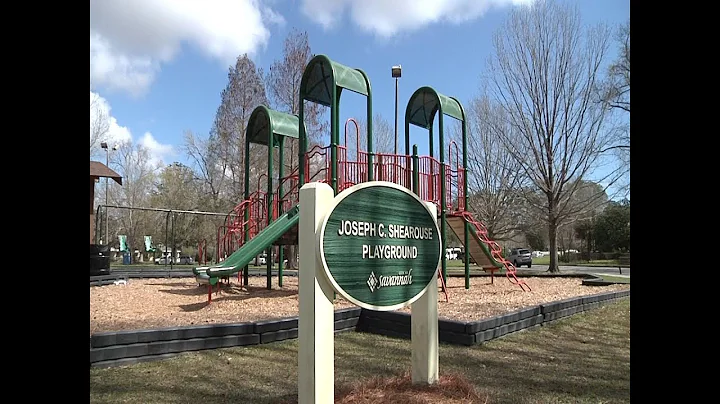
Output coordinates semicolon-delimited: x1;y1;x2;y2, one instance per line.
90;299;630;403
530;256;619;267
445;257;620;268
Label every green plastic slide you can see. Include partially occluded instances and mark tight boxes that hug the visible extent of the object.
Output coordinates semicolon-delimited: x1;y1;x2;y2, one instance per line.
194;204;300;282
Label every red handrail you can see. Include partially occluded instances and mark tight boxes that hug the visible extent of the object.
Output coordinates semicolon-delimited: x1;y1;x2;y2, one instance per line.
344;118;361;160
459;211;531;292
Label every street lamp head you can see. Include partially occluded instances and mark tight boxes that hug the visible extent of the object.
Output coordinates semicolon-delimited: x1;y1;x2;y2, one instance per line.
101;142;108;149
391;65;402;78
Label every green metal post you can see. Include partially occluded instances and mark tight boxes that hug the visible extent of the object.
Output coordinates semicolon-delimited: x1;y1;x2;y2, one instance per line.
405;119;411;188
428;126;434;160
331;87;340;302
438;113;447;284
360;70;374;181
266;126;274;290
330;87;340;194
243;137;250;286
457;98;470;290
330;87;342;302
278;135;285;287
428;125;434;202
464;201;470;289
298;101;306;188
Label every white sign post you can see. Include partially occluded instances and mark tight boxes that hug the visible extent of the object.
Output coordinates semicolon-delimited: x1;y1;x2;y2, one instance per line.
298;182;440;404
298;183;336;404
411;201;439;384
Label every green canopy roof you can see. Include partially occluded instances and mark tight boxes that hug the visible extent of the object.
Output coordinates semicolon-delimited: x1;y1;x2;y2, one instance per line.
247;106;300;146
405;86;464;129
300;54;370;107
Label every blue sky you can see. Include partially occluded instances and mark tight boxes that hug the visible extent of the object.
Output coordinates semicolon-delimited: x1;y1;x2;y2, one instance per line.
90;0;630;189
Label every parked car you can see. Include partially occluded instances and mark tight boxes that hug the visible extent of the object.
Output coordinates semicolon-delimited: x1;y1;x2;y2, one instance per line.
507;248;532;268
154;253;173;265
179;255;193;265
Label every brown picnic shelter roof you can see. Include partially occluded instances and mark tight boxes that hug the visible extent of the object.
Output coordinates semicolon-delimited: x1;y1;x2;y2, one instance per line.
90;161;122;185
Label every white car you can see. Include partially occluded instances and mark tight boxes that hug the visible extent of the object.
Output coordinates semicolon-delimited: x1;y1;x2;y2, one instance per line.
154;253;173;265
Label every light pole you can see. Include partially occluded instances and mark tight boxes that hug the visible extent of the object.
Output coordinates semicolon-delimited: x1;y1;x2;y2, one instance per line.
100;142;117;245
392;65;402;156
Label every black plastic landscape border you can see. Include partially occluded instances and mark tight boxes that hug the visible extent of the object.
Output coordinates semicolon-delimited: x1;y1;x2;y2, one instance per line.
90;307;361;368
90;289;629;368
357;290;629;345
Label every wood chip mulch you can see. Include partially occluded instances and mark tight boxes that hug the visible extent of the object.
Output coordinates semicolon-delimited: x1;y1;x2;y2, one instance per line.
90;275;629;336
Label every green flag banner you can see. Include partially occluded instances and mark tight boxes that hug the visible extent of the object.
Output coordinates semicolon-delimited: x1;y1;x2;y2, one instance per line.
119;235;128;252
144;236;156;252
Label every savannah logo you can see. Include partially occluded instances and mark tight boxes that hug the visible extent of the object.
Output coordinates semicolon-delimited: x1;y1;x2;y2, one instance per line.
367;269;413;293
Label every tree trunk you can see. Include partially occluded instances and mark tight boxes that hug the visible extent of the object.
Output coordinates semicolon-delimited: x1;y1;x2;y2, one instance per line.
548;224;559;272
547;199;560;273
285;245;298;270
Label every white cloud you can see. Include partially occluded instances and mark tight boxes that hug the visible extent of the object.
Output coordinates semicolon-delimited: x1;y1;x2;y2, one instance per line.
91;91;175;165
300;0;535;37
90;91;132;145
139;131;177;167
90;0;281;96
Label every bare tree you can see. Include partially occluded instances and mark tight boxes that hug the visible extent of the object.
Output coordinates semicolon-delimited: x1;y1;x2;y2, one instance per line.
109;141;161;263
183;130;229;212
600;21;630;115
460;93;530;242
266;28;328;269
554;180;608;261
347;113;394;155
90;92;110;158
599;20;630;198
150;162;203;258
211;54;269;207
266;28;328;175
485;0;619;272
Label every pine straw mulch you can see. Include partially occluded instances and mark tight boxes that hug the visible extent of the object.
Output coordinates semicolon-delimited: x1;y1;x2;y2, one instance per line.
273;369;489;404
332;370;488;404
90;274;628;336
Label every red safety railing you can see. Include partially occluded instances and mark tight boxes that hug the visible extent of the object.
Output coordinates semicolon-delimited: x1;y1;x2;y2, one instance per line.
458;211;531;292
338;118;366;190
371;152;412;189
446;140;466;213
415;156;441;206
304;144;332;185
214;122;476;264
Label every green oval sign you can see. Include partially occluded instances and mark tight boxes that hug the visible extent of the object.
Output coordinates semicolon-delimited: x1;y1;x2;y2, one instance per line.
319;181;442;311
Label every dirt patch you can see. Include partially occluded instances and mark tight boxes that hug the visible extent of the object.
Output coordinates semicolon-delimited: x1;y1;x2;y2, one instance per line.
90;275;629;335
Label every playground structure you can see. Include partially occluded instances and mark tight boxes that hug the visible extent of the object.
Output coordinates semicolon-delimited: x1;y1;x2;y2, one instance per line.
194;54;531;300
